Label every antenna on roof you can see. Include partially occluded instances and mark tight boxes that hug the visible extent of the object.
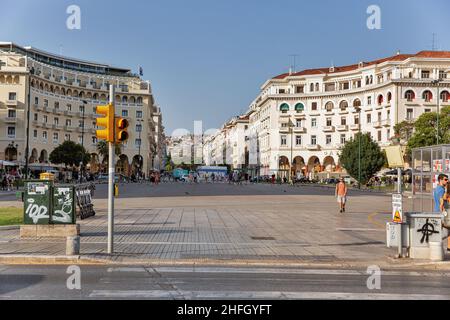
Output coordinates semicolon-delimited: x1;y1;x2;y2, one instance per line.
289;54;300;73
432;33;437;51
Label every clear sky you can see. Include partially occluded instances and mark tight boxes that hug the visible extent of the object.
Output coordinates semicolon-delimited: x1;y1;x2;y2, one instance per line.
1;0;450;135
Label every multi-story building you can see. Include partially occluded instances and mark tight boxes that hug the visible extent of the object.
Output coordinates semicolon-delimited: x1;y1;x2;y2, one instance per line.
0;42;164;176
206;50;450;179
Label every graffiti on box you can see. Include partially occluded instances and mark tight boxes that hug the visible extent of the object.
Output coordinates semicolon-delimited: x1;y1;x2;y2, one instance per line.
26;198;49;224
53;188;74;223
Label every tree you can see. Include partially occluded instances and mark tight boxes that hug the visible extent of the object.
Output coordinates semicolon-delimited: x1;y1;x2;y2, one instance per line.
97;140;122;163
49;141;91;167
339;133;386;185
406;106;450;151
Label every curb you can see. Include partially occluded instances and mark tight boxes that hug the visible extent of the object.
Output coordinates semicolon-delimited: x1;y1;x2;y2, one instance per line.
0;225;20;231
1;254;449;271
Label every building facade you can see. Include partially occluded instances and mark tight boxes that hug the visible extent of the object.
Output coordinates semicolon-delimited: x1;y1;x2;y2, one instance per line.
0;42;165;176
204;50;450;178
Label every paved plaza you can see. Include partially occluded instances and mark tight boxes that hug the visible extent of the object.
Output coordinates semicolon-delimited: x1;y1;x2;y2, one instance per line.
0;182;426;267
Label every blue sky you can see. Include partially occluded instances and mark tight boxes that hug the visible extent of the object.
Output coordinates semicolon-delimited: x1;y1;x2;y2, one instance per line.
1;0;450;134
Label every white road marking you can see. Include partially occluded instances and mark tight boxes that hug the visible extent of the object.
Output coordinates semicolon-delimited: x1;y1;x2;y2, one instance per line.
336;228;383;232
89;290;450;300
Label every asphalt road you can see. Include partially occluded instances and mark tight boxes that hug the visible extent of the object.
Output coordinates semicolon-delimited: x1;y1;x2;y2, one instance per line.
1;264;450;300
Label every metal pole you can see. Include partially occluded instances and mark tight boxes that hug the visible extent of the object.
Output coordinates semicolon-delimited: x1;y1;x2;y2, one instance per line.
290;126;293;184
358;108;361;189
80;101;86;183
24;65;32;180
107;86;115;254
397;167;402;258
138;120;142;181
437;85;440;145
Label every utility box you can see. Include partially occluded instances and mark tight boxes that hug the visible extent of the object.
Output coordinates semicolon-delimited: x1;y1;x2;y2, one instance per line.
52;185;76;224
407;212;446;259
386;222;409;248
24;180;52;225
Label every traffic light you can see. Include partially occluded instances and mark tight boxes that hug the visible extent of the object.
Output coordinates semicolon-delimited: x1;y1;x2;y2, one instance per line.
96;103;115;142
115;118;129;143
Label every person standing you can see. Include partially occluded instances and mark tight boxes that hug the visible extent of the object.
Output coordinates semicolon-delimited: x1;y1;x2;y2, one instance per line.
335;178;348;213
434;174;448;213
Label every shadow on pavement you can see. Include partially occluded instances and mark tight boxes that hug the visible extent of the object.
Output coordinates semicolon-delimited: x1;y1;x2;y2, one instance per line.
0;275;45;295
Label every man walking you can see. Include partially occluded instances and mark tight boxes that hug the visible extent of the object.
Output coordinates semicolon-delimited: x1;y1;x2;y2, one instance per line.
335;178;348;213
434;174;448;213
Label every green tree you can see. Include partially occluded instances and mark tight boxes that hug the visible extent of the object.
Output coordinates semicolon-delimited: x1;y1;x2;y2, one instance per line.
97;140;122;163
49;141;91;167
339;133;386;185
406;106;450;151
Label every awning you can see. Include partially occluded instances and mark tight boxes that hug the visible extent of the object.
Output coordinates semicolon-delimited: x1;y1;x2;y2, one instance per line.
279;103;289;111
295;103;305;112
0;160;17;166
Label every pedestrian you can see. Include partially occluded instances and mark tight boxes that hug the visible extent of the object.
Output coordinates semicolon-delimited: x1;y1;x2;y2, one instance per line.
434;174;449;213
335;177;348;213
271;174;275;185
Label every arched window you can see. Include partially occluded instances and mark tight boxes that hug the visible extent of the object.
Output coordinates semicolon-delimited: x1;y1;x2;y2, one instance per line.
339;100;348;111
310;83;314;92
122;96;128;103
279;103;290;113
136;97;143;104
353;99;362;108
325;101;334;112
387;92;392;103
295;103;305;113
405;90;415;102
377;94;384;105
315;83;319;91
440;90;450;102
422;90;433;102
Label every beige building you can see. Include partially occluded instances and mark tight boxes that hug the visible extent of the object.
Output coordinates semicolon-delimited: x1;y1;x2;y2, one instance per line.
0;42;165;176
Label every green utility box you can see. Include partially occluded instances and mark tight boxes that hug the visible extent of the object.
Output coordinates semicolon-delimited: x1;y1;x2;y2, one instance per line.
23;181;76;225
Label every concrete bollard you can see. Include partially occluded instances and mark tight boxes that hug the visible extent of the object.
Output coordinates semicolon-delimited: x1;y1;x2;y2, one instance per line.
429;241;444;261
66;236;80;256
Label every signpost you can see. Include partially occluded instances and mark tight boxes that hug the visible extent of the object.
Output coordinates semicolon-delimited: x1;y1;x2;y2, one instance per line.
392;193;403;223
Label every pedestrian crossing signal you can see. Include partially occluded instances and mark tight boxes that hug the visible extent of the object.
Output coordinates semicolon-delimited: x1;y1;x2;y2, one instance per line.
115;118;129;143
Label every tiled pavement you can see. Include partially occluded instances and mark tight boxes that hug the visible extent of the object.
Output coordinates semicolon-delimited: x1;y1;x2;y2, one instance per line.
0;186;404;265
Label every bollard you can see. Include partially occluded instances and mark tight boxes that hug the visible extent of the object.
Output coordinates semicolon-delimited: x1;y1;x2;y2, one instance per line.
429;241;444;261
66;236;80;256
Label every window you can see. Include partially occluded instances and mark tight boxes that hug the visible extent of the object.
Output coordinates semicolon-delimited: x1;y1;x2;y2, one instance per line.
424;108;431;113
92;137;98;144
8;92;16;101
8;110;16;118
122;110;129;117
64;134;71;141
367;114;372;124
387;92;392;103
43;131;48;140
34;113;38;121
326;118;332;126
387;110;391;120
34;97;39;105
326;135;332;145
311;102;318;111
295;86;304;94
136;124;142;132
279;103;289;113
33;130;38;138
54;102;59;109
353;99;361;108
295;103;305;113
377;130;382;142
405;90;415;101
296;135;302;145
441;91;449;102
78;136;82;144
281;135;287;146
311;118;317;128
79;120;84;128
296;119;302;127
43;115;48;123
377;95;384;105
66;119;71;127
354;116;359;125
310;83;314;92
79;105;85;113
67;104;72;111
7;126;15;137
325;102;334;112
311;135;317;145
341;117;347;126
387;129;391;140
136;110;143;118
135;139;142;146
421;70;430;79
367;96;372;105
339;101;348;111
44;99;48;107
53;132;58;141
54;118;59;125
439;71;447;79
422;90;433;102
340;134;346;145
406;109;414;120
377;112;382;122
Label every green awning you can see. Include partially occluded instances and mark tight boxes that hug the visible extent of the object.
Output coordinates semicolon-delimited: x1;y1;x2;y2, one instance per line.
280;103;290;111
295;103;305;111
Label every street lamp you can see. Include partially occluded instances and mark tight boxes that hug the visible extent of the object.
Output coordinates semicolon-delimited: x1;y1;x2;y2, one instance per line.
136;119;143;181
431;78;444;145
288;118;295;184
24;66;35;179
354;106;362;189
80;100;88;182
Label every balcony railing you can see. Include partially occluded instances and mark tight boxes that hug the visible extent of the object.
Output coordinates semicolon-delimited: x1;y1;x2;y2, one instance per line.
4;117;17;123
336;125;348;131
323;126;335;132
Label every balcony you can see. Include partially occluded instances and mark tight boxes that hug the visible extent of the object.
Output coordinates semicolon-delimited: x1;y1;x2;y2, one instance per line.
323;126;335;132
306;144;320;150
6;100;18;107
373;121;382;128
293;127;306;133
7;134;16;139
336;125;348;131
382;119;391;127
350;124;360;131
279;126;290;133
4;117;17;123
53;108;63;115
64;126;74;131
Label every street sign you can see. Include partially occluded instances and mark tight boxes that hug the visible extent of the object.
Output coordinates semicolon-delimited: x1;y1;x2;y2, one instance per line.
385;146;405;168
392;193;403;223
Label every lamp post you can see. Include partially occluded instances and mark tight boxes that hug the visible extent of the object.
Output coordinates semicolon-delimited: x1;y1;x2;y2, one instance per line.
354;106;362;189
24;66;35;179
79;100;88;182
137;119;143;181
288;118;295;184
431;78;444;145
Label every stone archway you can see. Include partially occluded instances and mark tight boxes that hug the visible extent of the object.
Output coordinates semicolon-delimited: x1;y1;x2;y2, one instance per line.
307;156;321;174
131;155;143;175
29;148;38;163
89;153;100;174
39;150;48;163
323;156;336;172
4;146;18;161
292;156;305;177
278;156;290;179
116;154;130;177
